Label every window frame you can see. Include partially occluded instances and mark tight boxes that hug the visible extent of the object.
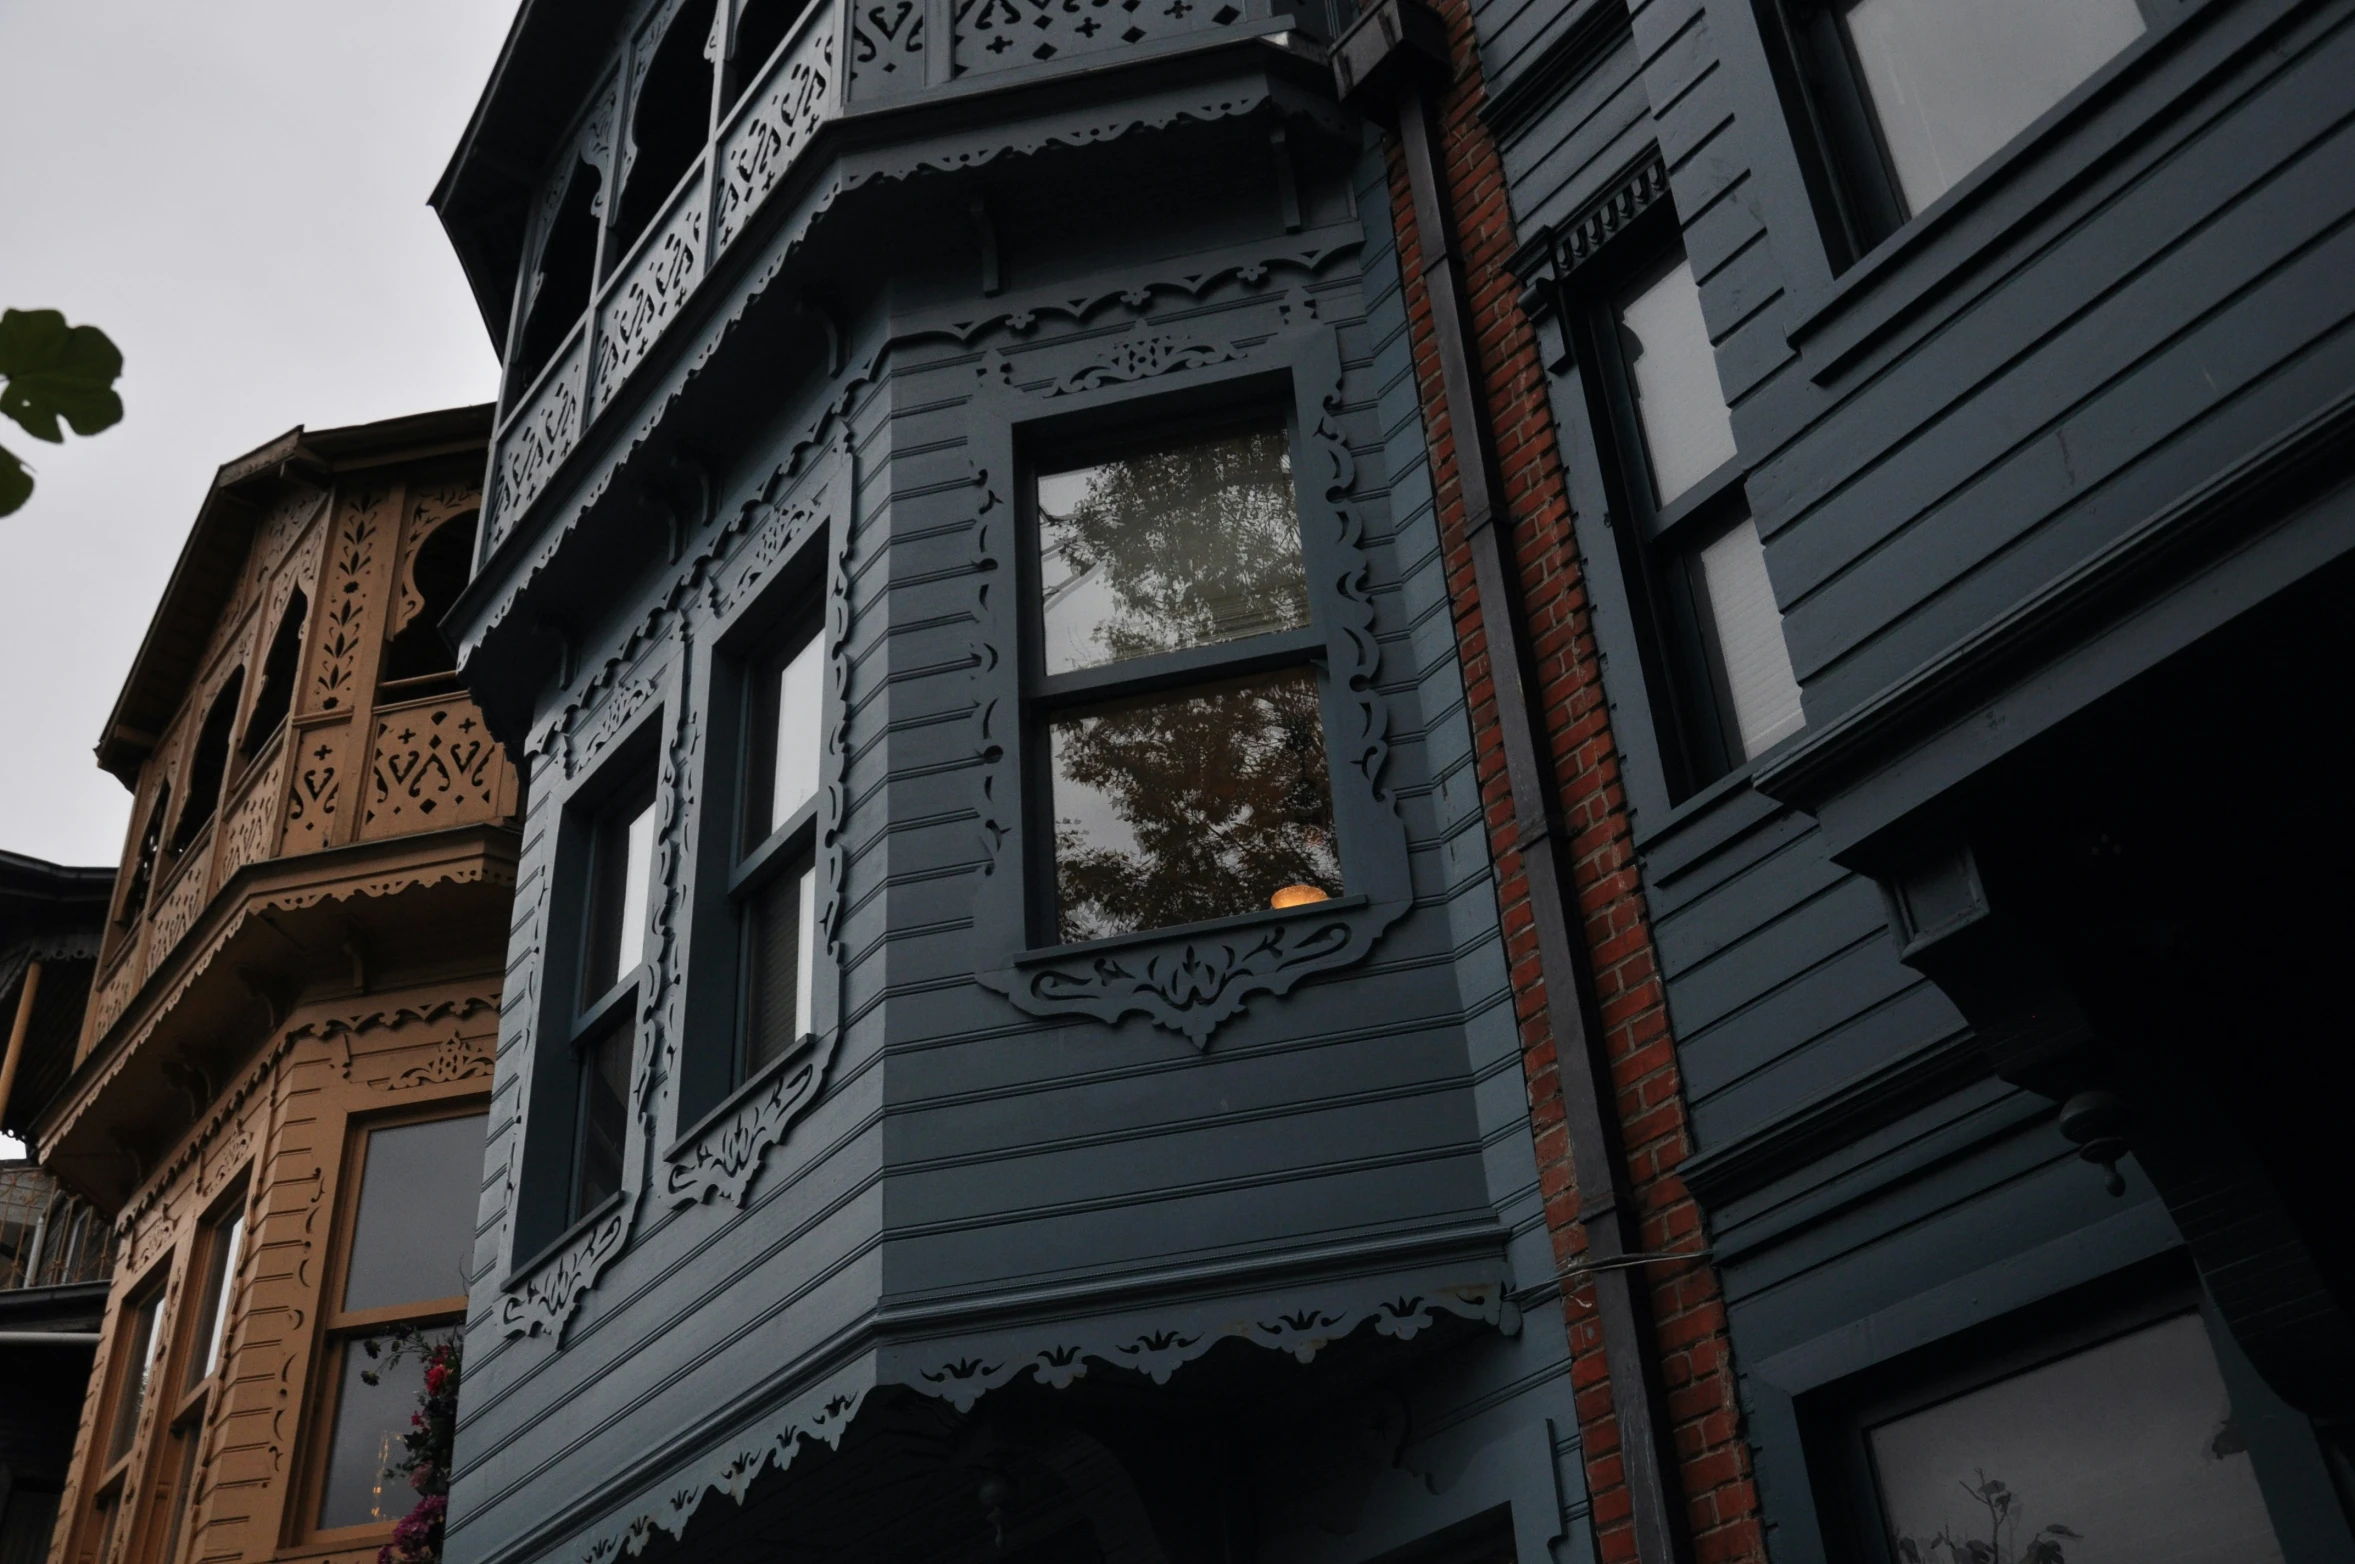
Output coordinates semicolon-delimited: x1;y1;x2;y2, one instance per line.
1017;399;1337;950
963;331;1415;1045
512;700;667;1265
1558;213;1782;803
674;513;838;1142
82;1269;169;1556
1794;1260;2312;1564
117;1181;249;1564
1757;0;2167;271
297;1105;483;1545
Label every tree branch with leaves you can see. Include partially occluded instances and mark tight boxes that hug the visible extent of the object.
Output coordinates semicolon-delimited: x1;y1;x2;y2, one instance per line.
0;308;124;516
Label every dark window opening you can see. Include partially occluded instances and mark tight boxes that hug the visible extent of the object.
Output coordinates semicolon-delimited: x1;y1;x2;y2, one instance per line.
512;162;602;394
612;0;720;264
559;772;658;1225
1569;244;1801;800
172;668;246;852
729;608;825;1097
1760;0;2147;266
1027;416;1338;945
241;590;308;761
119;783;171;923
1801;1270;2294;1564
381;511;480;697
723;0;815;111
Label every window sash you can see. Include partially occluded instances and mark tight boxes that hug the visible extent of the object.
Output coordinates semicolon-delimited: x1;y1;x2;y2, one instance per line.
1022;414;1342;947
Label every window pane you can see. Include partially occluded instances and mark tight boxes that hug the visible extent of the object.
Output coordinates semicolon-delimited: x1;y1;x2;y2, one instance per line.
1697;518;1805;759
187;1208;245;1390
155;1425;202;1564
743;858;816;1075
1845;0;2145;214
573;1017;632;1217
1051;666;1340;943
1037;425;1309;677
342;1116;486;1313
107;1293;163;1462
616;801;657;978
1619;257;1737;507
1869;1313;2284;1564
770;635;825;835
316;1341;422;1531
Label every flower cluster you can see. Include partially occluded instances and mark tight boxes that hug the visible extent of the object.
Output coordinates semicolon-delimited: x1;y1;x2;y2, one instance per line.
359;1326;461;1564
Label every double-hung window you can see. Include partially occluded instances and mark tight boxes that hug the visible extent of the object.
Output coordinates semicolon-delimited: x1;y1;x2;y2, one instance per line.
728;612;825;1086
1766;0;2149;261
308;1111;484;1539
1577;245;1804;799
1027;413;1341;943
83;1279;166;1564
132;1193;246;1564
566;776;657;1223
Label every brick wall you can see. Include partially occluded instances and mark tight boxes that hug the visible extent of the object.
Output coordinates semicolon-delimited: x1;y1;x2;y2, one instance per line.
1374;10;1768;1563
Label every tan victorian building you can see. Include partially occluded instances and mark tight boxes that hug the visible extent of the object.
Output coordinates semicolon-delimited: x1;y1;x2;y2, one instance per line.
31;407;519;1564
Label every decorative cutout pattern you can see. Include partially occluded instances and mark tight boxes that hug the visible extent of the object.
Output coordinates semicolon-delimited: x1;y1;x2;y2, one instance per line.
217;745;286;881
498;1200;633;1339
493;334;588;548
717;24;837;250
284;720;349;850
148;853;211;970
850;0;925;91
363;700;504;835
1016;907;1361;1047
594;188;706;417
315;486;389;712
392;482;483;639
666;1052;824;1208
951;0;1250;76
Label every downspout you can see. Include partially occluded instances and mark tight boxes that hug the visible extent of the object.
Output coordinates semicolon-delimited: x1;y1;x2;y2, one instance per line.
1331;9;1687;1564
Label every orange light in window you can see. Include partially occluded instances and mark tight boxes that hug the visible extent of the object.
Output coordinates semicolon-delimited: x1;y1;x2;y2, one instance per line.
1270;883;1329;909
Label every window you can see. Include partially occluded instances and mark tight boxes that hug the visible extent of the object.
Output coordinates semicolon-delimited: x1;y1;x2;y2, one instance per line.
1574;247;1803;799
78;1280;165;1563
381;512;481;698
565;775;657;1221
728;613;824;1091
123;1193;246;1564
1766;0;2147;262
171;670;245;852
611;0;721;263
1803;1275;2296;1564
240;592;307;763
1027;416;1339;943
308;1112;484;1538
512;161;602;392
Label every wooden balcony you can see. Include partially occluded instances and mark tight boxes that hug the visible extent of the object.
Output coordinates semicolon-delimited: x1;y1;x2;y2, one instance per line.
483;0;1328;547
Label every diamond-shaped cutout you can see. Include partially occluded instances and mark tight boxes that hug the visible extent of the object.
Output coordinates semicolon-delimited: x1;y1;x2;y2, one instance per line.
1213;4;1238;20
1122;22;1145;37
1033;39;1056;55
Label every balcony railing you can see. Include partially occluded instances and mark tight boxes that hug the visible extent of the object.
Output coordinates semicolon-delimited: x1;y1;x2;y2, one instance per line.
1;1164;111;1292
484;0;1319;548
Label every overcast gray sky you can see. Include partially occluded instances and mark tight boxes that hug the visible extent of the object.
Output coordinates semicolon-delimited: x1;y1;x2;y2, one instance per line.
0;0;523;870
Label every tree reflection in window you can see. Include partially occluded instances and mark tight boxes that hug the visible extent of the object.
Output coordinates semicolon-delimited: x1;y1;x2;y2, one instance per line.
1038;426;1309;675
1033;420;1338;945
1052;669;1339;943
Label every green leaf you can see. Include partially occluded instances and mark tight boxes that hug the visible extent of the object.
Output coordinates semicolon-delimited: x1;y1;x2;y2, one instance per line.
0;443;30;516
0;308;124;444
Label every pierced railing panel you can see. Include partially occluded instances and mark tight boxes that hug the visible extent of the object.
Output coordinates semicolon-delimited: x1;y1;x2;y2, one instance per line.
359;695;514;841
593;161;709;419
721;9;844;248
490;325;590;551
